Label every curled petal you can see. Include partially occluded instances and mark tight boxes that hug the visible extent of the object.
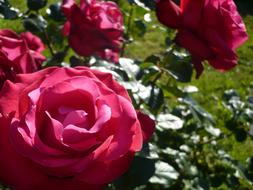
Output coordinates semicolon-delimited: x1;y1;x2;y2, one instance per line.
20;32;45;53
61;0;75;17
219;0;248;49
156;0;182;29
137;111;155;142
77;151;134;184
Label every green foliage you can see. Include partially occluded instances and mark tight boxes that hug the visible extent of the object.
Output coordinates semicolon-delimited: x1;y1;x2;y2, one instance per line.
27;0;47;11
0;0;253;190
0;0;19;19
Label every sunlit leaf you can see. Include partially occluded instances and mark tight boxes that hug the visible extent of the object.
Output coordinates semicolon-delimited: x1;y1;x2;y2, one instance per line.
0;0;19;19
157;113;184;130
149;161;179;186
27;0;47;11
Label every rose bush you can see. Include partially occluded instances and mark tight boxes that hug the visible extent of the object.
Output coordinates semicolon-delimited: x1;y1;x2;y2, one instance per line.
61;0;123;63
0;66;154;190
0;29;45;88
0;0;252;189
156;0;248;77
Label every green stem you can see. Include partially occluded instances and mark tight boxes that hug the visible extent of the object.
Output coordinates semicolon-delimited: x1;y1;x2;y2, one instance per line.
120;4;134;57
42;28;55;57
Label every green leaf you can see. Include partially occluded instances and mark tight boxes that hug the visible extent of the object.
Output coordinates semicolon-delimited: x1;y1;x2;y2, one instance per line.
247;157;253;171
198;177;210;190
241;108;253;122
137;55;160;80
163;52;193;83
119;58;140;79
0;0;19;19
132;19;146;38
91;60;126;82
235;128;247;142
23;13;47;32
43;52;66;67
148;86;164;112
157;113;184;130
160;84;185;98
205;125;221;137
141;66;160;85
114;156;156;189
223;89;240;102
248;96;253;106
47;3;65;22
129;0;156;10
149;161;179;186
70;56;84;67
180;96;215;124
210;174;225;188
27;0;47;11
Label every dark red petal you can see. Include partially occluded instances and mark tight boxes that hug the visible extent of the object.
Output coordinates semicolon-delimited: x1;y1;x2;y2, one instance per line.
192;56;204;79
156;0;182;29
77;151;134;184
180;0;205;30
61;0;75;18
137;111;155;142
37;178;105;190
0;115;46;190
62;21;71;36
208;56;237;72
176;29;213;60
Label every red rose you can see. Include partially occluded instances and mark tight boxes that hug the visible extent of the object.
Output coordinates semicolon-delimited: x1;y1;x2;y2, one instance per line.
0;66;155;190
156;0;248;77
61;0;123;63
0;29;45;87
0;51;16;88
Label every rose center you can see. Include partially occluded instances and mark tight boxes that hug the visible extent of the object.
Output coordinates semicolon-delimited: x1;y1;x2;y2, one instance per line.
58;106;89;129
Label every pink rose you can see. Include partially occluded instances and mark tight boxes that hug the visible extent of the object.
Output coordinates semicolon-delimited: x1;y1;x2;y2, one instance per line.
156;0;248;77
61;0;123;63
0;66;155;190
0;29;45;87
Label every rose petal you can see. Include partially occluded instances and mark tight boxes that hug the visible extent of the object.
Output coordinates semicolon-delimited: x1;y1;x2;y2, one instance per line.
156;0;182;29
137;111;155;142
0;116;50;190
80;68;131;101
102;95;142;161
176;29;213;60
20;32;45;53
62;21;71;36
13;51;39;73
77;151;134;184
219;0;248;49
63;110;88;127
61;0;75;17
180;0;205;30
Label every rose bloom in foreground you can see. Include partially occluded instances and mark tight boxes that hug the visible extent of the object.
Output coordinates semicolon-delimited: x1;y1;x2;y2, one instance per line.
0;29;45;88
61;0;123;63
156;0;248;77
0;67;155;190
